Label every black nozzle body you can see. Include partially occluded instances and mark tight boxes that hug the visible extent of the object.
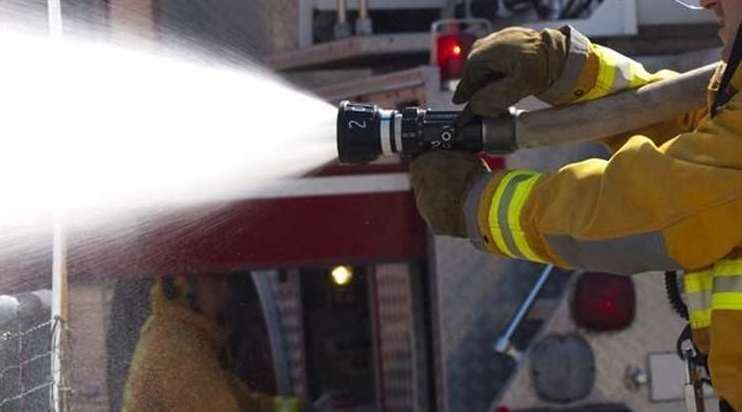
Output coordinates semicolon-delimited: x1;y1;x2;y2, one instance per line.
399;107;484;157
336;100;517;164
336;101;384;164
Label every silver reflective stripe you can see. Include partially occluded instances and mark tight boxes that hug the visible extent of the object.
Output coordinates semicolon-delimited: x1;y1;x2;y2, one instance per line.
496;174;534;259
610;56;634;91
537;26;591;103
683;261;742;331
464;174;491;250
379;109;393;156
394;113;403;153
685;290;712;312
714;275;742;293
545;232;682;275
683;268;742;313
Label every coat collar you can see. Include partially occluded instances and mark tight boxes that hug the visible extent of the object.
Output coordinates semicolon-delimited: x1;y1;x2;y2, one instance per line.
148;279;227;350
731;63;742;94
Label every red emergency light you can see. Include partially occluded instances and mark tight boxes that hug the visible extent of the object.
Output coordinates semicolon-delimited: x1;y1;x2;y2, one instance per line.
572;272;636;332
436;33;476;81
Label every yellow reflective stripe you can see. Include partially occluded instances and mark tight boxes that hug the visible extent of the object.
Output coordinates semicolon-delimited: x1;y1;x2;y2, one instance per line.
684;270;714;294
488;170;544;261
488;171;521;258
689;308;712;329
714;258;742;277
579;45;655;102
710;258;742;311
506;173;545;263
580;45;616;101
627;62;641;88
628;64;657;88
711;292;742;311
685;258;742;332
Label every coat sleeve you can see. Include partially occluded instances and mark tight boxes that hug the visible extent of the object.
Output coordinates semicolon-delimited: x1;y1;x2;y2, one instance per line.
160;350;293;412
710;309;742;410
157;350;246;412
537;26;708;153
464;91;742;274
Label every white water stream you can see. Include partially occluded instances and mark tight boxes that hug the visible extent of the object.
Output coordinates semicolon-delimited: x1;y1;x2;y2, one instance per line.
0;32;337;229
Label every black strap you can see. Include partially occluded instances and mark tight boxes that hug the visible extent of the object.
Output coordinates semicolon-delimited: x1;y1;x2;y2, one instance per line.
720;399;735;412
676;323;693;359
665;271;689;320
712;23;742;117
676;323;713;386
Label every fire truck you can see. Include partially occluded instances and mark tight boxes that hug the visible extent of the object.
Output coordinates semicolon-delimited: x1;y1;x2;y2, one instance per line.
265;1;723;411
0;1;727;411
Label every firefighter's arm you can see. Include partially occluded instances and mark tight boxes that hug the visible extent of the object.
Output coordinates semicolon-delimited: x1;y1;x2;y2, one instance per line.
539;27;708;152
464;93;742;274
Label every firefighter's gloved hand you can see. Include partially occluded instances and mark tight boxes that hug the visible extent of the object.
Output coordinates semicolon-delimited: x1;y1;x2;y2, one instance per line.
409;151;487;237
453;27;568;124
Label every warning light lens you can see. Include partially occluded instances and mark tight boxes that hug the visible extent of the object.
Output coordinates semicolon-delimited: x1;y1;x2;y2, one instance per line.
436;33;476;81
331;265;353;286
572;272;636;332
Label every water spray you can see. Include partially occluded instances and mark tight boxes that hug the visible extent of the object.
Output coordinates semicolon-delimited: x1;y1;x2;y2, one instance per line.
336;63;718;164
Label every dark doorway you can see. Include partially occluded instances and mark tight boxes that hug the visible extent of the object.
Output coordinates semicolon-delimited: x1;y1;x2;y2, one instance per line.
300;266;376;408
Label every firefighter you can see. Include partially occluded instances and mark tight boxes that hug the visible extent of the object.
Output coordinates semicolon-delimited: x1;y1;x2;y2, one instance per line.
122;276;297;412
410;0;742;409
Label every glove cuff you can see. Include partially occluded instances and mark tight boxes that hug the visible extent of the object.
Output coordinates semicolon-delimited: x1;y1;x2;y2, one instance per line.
537;25;592;105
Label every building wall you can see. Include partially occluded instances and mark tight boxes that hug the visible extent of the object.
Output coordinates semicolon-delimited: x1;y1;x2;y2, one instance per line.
0;0;48;33
375;264;415;412
69;283;114;412
271;270;309;399
262;0;299;53
155;0;297;61
108;0;157;44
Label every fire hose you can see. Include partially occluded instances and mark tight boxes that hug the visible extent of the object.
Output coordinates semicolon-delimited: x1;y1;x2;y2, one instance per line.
336;63;718;164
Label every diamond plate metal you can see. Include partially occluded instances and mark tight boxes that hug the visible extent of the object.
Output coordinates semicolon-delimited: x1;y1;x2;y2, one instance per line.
497;271;722;412
432;237;572;412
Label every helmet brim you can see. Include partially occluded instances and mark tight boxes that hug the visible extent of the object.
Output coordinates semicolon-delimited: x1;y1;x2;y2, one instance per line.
672;0;704;10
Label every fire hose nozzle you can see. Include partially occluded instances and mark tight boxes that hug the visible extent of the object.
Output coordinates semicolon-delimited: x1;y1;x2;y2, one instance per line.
336;100;519;164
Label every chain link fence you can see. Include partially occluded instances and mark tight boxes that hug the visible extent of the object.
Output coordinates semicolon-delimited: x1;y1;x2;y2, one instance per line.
0;290;70;412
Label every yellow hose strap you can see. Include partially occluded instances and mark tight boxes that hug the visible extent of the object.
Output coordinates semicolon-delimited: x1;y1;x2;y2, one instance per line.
487;170;545;263
577;45;656;102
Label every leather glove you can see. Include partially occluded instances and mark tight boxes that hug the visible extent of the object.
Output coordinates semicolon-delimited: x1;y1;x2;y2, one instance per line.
453;26;569;124
409;151;487;237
